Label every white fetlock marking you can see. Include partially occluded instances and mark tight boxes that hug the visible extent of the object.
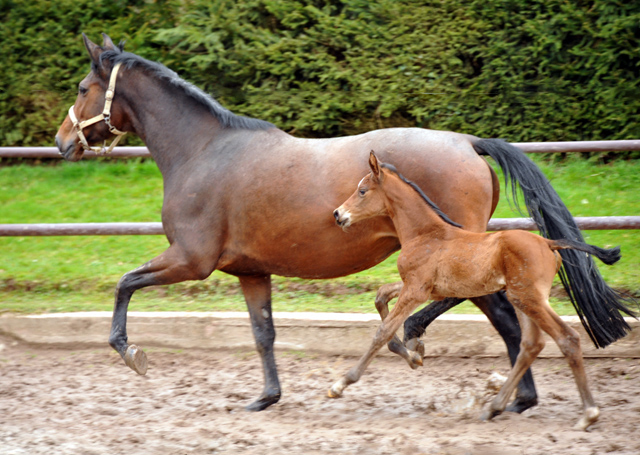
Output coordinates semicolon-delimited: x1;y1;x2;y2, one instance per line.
328;379;346;398
575;407;600;431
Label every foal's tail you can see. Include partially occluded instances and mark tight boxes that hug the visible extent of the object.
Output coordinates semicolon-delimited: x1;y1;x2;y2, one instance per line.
474;138;638;349
550;239;621;266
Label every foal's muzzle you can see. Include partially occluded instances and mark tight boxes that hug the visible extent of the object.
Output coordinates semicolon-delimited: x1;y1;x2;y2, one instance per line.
333;208;351;228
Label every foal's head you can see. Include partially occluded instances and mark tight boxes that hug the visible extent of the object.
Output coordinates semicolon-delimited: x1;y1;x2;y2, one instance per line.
333;152;391;229
55;33;129;161
334;151;462;230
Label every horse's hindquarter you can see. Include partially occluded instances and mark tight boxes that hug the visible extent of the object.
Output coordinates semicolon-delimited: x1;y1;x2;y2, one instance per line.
161;128;496;279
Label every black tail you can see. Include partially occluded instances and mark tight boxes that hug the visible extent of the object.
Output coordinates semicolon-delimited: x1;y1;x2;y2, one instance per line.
552;239;621;266
474;138;638;348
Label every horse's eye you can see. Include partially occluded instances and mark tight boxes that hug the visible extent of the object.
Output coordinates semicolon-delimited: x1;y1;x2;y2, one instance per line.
359;188;367;197
79;86;88;96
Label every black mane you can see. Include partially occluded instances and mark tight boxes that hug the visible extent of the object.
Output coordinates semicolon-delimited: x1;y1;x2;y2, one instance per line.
98;48;275;131
380;163;463;228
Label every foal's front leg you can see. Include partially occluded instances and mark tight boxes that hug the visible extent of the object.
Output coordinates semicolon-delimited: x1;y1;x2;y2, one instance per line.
374;282;423;369
329;286;428;398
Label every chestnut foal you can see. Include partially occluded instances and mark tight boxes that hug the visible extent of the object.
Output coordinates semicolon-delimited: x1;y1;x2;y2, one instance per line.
330;152;622;430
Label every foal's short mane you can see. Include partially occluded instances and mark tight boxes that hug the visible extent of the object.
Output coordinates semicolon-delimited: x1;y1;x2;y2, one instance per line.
98;47;275;131
381;163;463;228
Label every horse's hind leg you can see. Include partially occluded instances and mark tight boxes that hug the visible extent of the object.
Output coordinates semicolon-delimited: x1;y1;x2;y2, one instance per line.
109;244;216;375
375;282;423;369
471;293;538;413
239;274;281;412
402;296;465;354
481;309;545;421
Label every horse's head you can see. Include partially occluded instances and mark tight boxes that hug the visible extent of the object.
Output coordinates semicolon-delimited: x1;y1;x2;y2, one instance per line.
334;151;389;229
55;33;129;161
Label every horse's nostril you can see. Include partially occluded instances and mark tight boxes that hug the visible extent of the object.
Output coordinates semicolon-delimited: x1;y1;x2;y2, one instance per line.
333;209;340;221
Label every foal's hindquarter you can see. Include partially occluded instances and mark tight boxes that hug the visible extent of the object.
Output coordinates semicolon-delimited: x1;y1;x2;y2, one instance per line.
330;163;599;430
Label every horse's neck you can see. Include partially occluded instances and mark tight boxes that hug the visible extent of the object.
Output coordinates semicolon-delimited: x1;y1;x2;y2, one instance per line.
123;74;225;172
384;178;452;244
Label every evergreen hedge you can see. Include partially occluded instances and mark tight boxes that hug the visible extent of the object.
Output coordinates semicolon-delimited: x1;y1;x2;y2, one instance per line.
2;0;639;145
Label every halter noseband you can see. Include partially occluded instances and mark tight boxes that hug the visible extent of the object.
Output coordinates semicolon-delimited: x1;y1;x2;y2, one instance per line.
68;62;127;155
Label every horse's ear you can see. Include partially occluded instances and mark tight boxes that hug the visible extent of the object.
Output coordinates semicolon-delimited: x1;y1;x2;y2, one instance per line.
83;33;103;67
369;151;381;180
102;33;117;51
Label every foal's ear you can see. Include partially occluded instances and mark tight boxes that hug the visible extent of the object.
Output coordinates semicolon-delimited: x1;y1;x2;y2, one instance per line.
83;33;103;68
369;151;381;180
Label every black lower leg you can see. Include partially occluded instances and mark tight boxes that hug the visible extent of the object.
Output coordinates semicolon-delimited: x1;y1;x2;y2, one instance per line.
403;297;465;343
240;275;281;412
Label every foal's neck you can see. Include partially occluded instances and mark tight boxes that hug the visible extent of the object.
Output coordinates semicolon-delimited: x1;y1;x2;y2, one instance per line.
383;176;455;245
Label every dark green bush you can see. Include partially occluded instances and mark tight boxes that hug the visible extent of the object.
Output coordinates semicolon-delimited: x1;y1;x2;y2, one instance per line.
2;0;639;145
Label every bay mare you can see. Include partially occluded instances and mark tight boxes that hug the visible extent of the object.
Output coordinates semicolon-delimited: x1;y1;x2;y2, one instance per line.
331;152;623;430
55;34;636;412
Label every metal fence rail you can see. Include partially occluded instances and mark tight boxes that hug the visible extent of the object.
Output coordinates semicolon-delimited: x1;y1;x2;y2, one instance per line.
1;217;639;237
2;139;640;158
1;142;638;237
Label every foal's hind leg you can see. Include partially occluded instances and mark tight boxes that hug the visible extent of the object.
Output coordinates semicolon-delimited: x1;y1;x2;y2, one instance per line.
528;305;599;430
471;293;538;413
109;244;216;374
374;282;423;369
481;310;545;421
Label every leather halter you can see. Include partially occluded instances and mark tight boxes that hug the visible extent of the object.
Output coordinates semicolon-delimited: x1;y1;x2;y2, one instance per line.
68;62;127;155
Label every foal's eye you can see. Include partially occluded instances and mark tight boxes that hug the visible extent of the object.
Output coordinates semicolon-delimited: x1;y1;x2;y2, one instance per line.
358;188;367;196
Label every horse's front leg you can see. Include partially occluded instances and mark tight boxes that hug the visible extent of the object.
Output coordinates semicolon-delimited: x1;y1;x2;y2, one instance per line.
329;287;427;398
109;243;216;374
238;275;281;412
374;282;423;369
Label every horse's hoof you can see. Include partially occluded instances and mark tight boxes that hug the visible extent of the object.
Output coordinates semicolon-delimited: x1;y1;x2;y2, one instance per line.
405;338;425;358
574;407;600;431
245;394;280;412
505;396;538;414
124;344;148;375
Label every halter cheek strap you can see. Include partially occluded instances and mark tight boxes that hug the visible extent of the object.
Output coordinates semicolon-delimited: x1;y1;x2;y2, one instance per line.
68;62;127;155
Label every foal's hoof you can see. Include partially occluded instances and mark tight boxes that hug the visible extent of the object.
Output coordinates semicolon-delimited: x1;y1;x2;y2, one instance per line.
406;350;423;370
574;407;600;431
479;406;502;422
124;344;148;375
328;379;346;398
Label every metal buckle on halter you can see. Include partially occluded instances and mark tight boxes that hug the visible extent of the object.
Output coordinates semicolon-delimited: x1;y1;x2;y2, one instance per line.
68;62;126;156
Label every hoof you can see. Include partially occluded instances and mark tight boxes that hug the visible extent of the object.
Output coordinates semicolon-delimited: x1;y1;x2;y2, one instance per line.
574;407;600;431
328;379;346;398
327;388;342;399
406;350;423;370
505;396;538;414
245;394;280;412
124;344;148;375
480;406;502;422
405;338;425;358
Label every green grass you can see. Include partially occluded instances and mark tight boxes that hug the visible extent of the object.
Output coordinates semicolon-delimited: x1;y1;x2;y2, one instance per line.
0;155;638;315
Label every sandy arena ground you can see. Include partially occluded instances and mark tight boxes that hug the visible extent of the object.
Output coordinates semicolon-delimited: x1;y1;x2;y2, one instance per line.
0;333;639;455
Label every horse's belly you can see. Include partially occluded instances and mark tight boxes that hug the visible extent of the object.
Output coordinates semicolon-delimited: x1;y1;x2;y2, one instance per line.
217;218;401;279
